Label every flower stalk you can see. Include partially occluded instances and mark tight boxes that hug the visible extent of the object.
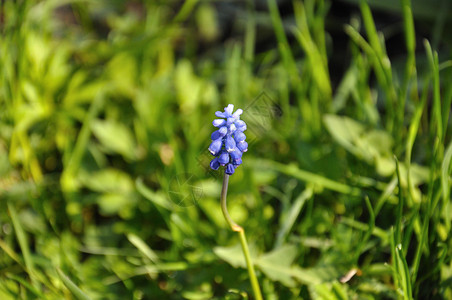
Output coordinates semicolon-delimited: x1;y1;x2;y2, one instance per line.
220;173;263;300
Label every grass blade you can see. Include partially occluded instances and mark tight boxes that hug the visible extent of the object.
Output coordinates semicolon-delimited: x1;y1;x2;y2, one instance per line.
127;233;160;263
353;196;375;263
7;202;39;289
267;0;299;85
274;187;313;248
56;268;92;300
424;40;442;142
252;159;360;196
441;141;452;231
5;274;44;299
395;244;413;300
395;157;404;245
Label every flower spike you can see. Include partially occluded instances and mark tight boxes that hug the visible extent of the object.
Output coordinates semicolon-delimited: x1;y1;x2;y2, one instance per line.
209;104;247;174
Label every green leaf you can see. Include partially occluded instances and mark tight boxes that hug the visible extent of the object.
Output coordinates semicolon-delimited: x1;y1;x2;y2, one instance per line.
79;168;133;193
181;290;214;300
290;266;324;285
107;53;137;97
324;114;367;159
91;120;136;160
314;281;349;300
64;71;104;106
174;59;217;112
255;245;298;287
255;245;337;287
324;114;393;163
97;193;135;217
136;177;173;210
213;243;249;269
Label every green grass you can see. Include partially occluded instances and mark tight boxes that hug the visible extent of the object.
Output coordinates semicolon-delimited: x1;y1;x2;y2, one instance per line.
0;0;451;299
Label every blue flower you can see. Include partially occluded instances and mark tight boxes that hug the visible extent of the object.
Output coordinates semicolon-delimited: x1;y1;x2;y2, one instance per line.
210;157;220;170
236;141;248;152
225;163;236;175
209;104;247;175
208;139;223;156
218;150;230;166
225;135;236;152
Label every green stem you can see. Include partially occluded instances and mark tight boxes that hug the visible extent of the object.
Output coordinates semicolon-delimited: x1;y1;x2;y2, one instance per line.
220;174;263;300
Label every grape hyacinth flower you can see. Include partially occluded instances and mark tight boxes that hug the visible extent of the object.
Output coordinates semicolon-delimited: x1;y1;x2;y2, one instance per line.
208;104;248;175
208;104;262;300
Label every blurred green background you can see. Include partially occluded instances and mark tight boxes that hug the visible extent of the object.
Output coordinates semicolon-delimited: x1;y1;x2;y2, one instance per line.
1;0;452;299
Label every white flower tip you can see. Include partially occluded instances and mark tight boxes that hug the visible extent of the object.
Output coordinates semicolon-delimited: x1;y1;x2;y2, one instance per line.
233;109;243;117
225;104;234;115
